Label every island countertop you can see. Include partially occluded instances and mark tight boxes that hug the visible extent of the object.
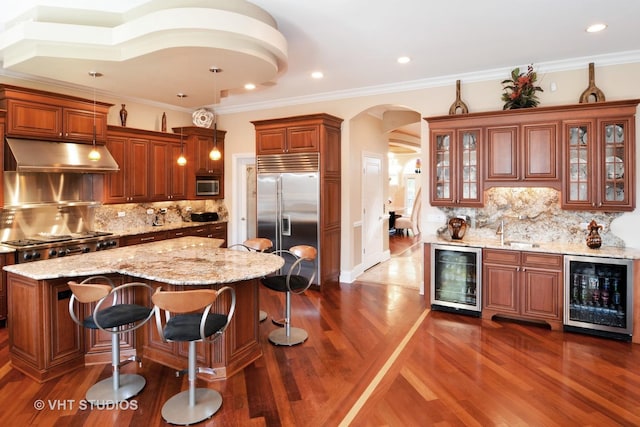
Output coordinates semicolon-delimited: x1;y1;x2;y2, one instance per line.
3;236;284;284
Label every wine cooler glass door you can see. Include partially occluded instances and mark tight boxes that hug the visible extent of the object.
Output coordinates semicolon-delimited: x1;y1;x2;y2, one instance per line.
564;255;633;337
431;244;482;313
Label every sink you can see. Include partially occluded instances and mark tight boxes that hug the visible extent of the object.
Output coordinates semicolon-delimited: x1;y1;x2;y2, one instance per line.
503;240;540;249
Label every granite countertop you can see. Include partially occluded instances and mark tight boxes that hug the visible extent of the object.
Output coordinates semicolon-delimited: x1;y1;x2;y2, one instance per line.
3;236;284;284
425;235;640;260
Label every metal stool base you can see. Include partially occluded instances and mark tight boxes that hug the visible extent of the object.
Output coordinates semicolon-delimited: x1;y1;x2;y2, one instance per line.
268;326;308;346
271;317;284;327
259;310;268;322
85;374;146;403
161;388;223;425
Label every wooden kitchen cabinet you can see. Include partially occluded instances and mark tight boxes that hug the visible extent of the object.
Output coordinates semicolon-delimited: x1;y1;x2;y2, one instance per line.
104;126;189;204
482;248;563;330
254;120;320;155
562;101;638;211
425;99;639;209
149;137;186;201
0;111;4;220
0;84;111;143
485;121;560;185
104;135;150;203
0;252;14;327
430;128;483;207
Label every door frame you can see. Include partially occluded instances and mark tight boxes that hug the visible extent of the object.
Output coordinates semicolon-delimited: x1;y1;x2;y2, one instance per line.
231;153;256;247
361;151;386;272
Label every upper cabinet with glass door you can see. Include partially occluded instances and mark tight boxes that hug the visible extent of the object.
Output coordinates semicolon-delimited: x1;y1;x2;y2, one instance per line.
430;128;482;207
562;115;635;211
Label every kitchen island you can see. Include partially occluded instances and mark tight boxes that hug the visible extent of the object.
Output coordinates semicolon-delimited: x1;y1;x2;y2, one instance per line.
4;237;284;382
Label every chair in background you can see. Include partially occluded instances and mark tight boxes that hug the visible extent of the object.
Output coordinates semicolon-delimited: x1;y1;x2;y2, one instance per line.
151;286;236;425
395;187;422;236
228;237;273;322
68;276;155;403
261;245;317;346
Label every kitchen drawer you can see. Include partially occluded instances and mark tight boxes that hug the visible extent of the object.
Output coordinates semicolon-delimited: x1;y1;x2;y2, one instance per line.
483;248;520;264
521;252;562;270
168;226;210;238
121;231;168;246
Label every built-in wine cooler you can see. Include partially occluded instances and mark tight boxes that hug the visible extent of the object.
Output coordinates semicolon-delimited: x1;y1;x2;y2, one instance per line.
564;255;633;341
431;244;482;316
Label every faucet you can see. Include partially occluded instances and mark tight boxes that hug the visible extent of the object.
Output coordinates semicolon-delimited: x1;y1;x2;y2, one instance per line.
496;220;504;245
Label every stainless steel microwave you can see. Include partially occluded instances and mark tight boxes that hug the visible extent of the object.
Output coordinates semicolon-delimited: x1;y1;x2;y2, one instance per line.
196;177;220;196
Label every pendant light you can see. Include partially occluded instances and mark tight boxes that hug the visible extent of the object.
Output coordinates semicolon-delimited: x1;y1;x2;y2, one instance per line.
209;67;222;161
88;71;102;161
176;93;187;166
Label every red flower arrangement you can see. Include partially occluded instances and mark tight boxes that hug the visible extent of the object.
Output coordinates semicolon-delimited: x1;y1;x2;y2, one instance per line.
501;64;543;109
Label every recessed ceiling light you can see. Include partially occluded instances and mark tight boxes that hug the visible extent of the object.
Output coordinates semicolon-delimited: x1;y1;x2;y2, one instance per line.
586;23;607;33
311;71;324;79
397;56;411;64
244;83;256;90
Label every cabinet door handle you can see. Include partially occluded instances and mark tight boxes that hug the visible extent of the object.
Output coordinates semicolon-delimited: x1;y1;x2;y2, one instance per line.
140;236;156;242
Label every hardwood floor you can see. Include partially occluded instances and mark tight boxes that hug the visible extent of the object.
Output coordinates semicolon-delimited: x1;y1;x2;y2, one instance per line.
2;236;640;426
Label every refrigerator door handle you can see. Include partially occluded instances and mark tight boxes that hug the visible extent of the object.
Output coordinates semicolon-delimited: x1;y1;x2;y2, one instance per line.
281;214;291;236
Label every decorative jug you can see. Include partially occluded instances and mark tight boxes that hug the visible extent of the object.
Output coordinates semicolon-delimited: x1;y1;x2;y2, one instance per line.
586;220;602;249
448;217;467;240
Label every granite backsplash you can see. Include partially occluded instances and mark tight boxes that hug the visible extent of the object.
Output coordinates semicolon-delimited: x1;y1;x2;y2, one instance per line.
437;187;624;247
94;200;228;232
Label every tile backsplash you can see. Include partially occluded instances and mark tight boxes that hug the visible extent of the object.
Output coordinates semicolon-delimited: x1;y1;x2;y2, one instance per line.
437;187;624;247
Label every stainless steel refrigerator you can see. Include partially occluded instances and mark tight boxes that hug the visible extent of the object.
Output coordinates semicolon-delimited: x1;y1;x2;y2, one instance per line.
257;153;320;284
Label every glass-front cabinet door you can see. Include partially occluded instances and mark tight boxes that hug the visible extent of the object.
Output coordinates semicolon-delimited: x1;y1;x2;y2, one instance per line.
563;121;594;209
431;131;453;204
563;118;634;211
457;129;481;205
600;120;632;210
430;128;482;207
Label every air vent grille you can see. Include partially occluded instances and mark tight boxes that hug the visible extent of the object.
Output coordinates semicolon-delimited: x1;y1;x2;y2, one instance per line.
257;153;320;173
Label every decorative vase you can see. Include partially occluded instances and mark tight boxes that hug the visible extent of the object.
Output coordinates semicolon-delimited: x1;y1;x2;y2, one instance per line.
586;220;602;249
448;217;467;240
161;112;167;132
119;104;128;127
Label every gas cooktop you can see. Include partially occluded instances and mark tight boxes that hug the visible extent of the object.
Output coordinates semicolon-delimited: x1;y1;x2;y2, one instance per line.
2;231;114;248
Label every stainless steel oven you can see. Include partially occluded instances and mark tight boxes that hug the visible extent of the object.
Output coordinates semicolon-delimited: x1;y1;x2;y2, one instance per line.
564;254;633;340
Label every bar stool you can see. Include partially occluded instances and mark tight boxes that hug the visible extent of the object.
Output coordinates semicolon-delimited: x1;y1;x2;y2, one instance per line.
151;286;236;425
68;276;155;403
228;237;273;322
261;245;317;346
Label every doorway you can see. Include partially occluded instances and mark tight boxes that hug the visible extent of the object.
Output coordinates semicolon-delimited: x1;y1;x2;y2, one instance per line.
231;154;257;246
362;153;384;271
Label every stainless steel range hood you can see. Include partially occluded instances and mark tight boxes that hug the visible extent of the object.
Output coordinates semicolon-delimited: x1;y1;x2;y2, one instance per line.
5;138;119;173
